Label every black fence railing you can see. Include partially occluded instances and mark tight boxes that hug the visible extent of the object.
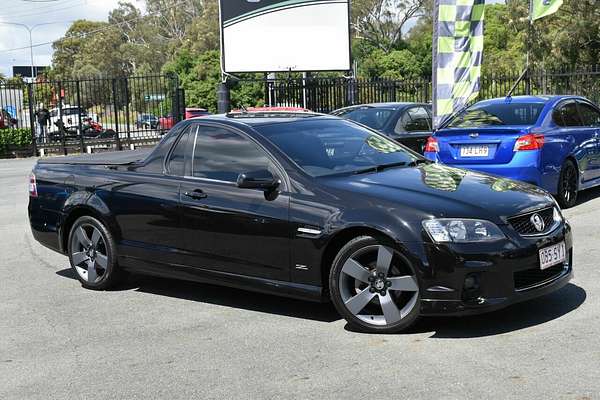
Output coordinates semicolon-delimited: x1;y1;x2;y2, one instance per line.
235;67;600;113
2;67;600;157
0;74;184;157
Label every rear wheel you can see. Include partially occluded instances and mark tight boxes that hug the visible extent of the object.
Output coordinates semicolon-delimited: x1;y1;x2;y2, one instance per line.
67;216;122;290
329;236;420;333
557;160;578;209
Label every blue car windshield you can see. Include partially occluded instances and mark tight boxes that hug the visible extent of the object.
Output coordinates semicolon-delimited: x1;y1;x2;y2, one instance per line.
447;103;545;128
255;119;420;177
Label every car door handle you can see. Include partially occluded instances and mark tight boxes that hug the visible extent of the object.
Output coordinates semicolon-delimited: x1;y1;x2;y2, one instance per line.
184;189;208;200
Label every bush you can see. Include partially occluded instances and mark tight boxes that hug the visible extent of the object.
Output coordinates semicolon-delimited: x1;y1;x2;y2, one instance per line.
0;128;33;154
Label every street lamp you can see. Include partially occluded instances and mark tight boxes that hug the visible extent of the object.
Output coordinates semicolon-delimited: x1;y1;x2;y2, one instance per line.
0;21;68;81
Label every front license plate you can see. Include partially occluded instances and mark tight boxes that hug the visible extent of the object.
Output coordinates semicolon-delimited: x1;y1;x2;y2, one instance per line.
539;241;566;270
460;145;489;157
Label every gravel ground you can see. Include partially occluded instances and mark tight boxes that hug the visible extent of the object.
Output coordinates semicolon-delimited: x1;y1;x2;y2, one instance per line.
1;157;599;400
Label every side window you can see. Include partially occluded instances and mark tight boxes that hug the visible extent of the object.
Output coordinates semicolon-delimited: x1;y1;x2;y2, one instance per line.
395;107;431;134
577;102;600;127
192;126;272;182
167;126;193;176
554;102;583;127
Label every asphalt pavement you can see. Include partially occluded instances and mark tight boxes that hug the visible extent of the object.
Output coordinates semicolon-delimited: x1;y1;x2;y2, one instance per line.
1;157;599;399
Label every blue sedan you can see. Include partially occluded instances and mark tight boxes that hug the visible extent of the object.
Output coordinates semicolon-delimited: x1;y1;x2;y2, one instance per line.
424;95;600;208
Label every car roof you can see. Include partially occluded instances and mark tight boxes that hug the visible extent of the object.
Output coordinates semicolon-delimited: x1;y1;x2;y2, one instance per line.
474;95;586;107
200;112;337;127
334;102;430;112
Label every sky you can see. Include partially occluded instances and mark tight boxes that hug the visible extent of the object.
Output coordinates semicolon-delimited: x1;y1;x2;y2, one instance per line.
0;0;505;78
0;0;141;77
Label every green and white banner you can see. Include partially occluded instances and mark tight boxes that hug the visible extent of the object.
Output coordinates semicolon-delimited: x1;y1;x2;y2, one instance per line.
531;0;563;21
432;0;486;129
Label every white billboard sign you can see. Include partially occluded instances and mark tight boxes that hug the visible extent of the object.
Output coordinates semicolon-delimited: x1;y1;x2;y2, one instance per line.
220;0;351;73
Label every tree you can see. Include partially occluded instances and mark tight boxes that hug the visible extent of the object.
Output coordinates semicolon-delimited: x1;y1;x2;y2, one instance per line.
352;0;428;52
52;20;126;79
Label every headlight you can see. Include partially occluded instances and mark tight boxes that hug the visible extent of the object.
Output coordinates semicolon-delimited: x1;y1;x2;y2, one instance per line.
422;219;506;243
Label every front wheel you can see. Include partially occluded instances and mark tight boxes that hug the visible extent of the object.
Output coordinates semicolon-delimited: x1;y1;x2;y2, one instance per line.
67;216;123;290
557;160;578;209
329;236;420;333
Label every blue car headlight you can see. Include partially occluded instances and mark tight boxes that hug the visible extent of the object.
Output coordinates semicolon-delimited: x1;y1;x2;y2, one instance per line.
422;219;506;243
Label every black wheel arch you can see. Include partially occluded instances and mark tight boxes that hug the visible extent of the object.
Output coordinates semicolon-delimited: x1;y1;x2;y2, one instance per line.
319;225;418;297
59;201;121;254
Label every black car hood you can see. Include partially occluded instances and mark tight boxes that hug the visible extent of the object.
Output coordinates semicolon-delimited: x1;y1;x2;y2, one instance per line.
321;163;555;223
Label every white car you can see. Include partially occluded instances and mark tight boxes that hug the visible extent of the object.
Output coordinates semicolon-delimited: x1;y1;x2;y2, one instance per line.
49;106;86;132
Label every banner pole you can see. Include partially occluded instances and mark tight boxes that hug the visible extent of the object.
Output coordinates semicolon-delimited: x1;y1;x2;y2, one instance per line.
526;0;533;94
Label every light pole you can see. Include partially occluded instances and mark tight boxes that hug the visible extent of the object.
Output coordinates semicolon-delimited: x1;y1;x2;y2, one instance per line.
0;21;68;81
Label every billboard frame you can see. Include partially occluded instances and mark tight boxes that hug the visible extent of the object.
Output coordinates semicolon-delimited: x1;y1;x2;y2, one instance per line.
218;0;353;75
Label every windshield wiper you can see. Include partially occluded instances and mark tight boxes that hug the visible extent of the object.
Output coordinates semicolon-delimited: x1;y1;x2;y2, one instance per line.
408;159;429;167
353;161;408;175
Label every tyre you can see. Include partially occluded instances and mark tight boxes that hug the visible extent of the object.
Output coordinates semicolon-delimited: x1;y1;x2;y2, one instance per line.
556;159;578;209
67;216;123;290
329;236;420;333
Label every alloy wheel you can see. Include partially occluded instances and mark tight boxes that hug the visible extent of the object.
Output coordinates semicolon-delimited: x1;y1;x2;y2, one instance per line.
338;245;419;326
558;161;578;208
70;224;108;284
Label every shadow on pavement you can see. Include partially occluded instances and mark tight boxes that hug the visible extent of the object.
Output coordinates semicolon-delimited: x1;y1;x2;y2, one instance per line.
411;283;586;338
55;267;341;323
56;268;584;334
576;185;600;206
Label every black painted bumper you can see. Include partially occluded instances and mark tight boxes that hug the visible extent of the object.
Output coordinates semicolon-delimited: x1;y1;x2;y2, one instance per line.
416;222;573;316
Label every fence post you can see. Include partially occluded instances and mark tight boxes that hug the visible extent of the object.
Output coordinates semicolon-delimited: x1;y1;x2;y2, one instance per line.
217;81;231;113
76;81;85;153
58;81;67;156
123;78;131;146
26;82;37;157
111;78;121;150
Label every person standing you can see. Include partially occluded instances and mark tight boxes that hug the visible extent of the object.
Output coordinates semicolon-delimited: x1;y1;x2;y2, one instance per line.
35;105;50;143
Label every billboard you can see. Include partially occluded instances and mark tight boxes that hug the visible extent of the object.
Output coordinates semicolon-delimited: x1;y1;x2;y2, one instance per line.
12;66;48;78
219;0;351;73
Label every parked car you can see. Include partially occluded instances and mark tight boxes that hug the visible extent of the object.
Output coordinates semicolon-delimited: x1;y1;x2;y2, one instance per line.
160;108;212;132
185;107;211;119
158;114;173;131
49;105;86;133
424;95;600;208
331;103;432;153
135;114;159;129
29;111;572;333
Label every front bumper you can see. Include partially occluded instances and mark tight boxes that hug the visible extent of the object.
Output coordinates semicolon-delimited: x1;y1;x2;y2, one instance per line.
413;221;573;316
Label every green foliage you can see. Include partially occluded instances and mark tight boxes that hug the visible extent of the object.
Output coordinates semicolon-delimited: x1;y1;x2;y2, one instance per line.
0;128;32;154
45;0;600;110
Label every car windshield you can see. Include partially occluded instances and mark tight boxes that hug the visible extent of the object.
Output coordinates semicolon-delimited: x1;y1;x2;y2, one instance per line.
447;102;545;128
339;107;395;130
255;119;421;177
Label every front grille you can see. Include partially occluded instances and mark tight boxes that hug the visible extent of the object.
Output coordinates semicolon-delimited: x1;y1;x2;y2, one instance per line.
514;264;566;291
508;207;556;236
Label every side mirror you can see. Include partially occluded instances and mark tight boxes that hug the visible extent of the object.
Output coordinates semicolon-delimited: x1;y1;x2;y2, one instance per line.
237;169;280;191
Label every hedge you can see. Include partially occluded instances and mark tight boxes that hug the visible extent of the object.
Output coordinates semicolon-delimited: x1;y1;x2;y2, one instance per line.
0;128;33;155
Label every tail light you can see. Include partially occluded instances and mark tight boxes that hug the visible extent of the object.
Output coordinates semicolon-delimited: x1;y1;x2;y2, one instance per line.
424;137;439;153
29;172;38;197
514;133;544;151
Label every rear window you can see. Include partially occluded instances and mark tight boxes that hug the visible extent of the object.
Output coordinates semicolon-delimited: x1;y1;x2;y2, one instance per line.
447;103;545;128
338;107;395;130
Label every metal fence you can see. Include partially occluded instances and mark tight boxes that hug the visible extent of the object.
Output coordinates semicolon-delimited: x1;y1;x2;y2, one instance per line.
236;66;600;113
0;74;184;156
3;67;600;157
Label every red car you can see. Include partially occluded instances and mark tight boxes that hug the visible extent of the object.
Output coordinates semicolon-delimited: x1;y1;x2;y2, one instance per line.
159;108;211;132
231;106;311;113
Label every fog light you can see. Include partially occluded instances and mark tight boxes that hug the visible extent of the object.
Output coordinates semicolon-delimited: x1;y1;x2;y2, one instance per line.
464;274;480;291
